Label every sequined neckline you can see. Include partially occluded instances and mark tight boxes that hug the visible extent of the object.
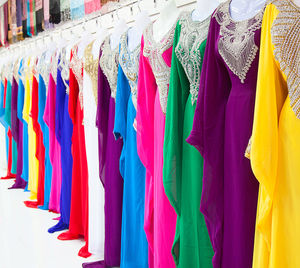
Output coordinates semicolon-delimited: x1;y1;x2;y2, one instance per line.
143;16;180;113
99;35;120;99
175;11;210;105
84;40;99;105
214;0;265;83
119;30;141;110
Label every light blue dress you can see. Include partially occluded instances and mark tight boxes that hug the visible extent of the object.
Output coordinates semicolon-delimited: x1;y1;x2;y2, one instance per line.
70;0;85;20
114;32;148;268
37;54;52;210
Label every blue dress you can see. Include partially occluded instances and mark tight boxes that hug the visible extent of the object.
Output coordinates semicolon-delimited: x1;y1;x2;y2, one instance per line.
17;60;29;189
48;52;73;233
37;55;53;209
114;33;148;268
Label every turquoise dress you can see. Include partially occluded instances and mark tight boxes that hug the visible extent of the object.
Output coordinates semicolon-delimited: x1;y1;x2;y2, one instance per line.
38;54;52;209
113;33;148;268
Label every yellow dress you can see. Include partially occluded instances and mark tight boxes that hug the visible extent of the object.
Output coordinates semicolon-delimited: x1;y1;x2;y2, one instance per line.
23;58;39;200
250;1;300;267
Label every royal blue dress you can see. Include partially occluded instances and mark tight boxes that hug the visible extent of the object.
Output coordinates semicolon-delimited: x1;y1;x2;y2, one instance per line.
114;34;148;268
48;54;73;233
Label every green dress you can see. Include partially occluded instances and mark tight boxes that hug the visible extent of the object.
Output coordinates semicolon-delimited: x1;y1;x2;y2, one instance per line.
163;11;213;267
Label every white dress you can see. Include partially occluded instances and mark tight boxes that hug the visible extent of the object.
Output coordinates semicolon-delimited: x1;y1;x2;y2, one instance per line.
83;40;105;257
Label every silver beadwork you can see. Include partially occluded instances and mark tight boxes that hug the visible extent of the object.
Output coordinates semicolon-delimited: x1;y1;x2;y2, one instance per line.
119;31;141;110
175;12;210;105
214;0;265;83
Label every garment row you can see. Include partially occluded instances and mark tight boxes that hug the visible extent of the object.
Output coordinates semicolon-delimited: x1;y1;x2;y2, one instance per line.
0;0;299;267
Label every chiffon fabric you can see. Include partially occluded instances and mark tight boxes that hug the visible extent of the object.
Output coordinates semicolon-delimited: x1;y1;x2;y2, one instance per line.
58;45;90;259
45;55;62;214
115;33;148;268
5;77;18;176
10;66;26;189
163;13;213;267
250;1;300;267
94;40;123;267
18;60;29;186
187;2;264;267
50;50;73;232
83;41;105;257
23;58;39;200
136;22;177;268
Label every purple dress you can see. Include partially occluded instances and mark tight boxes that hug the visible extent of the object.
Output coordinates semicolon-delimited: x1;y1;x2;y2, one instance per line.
187;2;264;267
83;41;123;268
10;69;26;189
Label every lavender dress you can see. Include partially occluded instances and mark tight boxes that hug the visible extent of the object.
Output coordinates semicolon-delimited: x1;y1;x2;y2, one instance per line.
187;1;264;267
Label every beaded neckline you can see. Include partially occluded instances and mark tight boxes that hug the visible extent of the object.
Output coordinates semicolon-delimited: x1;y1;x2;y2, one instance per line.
143;16;180;113
175;11;210;105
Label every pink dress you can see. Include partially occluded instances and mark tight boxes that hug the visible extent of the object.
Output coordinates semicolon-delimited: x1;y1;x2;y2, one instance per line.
136;22;177;268
44;55;62;213
84;0;100;15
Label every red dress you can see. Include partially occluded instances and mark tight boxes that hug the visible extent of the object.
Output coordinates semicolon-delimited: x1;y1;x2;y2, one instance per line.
24;70;45;208
58;47;90;258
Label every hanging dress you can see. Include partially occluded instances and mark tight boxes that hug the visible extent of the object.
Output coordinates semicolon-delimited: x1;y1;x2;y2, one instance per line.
0;2;8;46
136;20;178;268
87;36;123;268
4;69;18;177
163;12;213;267
49;48;73;233
249;1;300;267
23;57;39;200
16;0;23;40
186;1;265;267
24;58;44;208
36;53;52;209
44;53;62;214
58;44;90;259
0;78;8;176
114;31;148;268
35;0;43;32
43;0;50;28
83;41;105;257
10;60;27;189
49;0;60;24
18;59;29;188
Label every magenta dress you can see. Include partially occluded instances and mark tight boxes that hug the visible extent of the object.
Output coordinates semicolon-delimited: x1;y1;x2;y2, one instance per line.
136;22;177;268
44;55;62;213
